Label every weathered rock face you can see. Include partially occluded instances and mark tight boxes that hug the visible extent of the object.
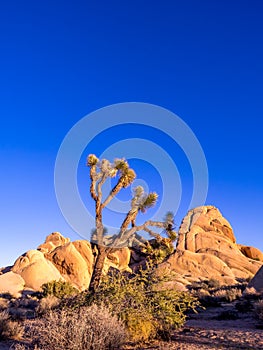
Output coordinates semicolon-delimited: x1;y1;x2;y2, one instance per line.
104;248;131;274
37;232;70;254
12;250;63;290
177;206;236;251
45;240;94;291
238;245;263;262
156;206;263;287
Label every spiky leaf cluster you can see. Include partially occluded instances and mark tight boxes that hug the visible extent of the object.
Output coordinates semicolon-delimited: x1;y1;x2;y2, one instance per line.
87;154;99;166
131;186;158;213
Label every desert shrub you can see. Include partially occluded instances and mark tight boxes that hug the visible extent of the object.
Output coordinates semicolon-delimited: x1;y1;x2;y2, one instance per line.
140;237;175;264
124;309;156;342
225;288;242;302
28;304;126;350
212;289;227;299
190;278;220;291
87;262;199;341
212;288;242;302
207;278;221;289
243;287;261;300
190;280;210;291
0;311;24;340
36;295;60;315
41;280;78;298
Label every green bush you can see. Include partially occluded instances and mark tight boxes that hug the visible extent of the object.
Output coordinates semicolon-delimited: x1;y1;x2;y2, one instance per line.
141;237;175;264
86;262;199;341
41;280;78;299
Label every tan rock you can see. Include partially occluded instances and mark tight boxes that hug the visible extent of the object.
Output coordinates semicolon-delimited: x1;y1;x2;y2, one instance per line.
38;232;70;253
238;245;263;262
177;206;236;252
105;248;131;273
156;206;263;287
12;250;62;291
45;240;94;291
157;249;237;286
0;271;25;297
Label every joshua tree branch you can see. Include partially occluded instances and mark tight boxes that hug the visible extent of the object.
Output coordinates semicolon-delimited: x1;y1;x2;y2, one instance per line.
113;220;165;248
101;179;123;209
97;173;108;202
120;209;139;232
89;166;98;201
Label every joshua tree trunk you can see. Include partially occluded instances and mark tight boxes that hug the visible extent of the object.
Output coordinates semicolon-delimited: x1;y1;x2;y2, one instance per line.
89;245;108;292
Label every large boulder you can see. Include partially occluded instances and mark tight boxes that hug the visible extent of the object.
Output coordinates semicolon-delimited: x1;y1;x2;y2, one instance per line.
238;245;263;262
45;240;94;291
12;250;62;291
0;271;25;297
156;206;263;287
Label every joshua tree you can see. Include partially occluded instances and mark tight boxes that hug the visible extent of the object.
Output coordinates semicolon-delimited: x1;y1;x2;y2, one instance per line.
87;154;176;292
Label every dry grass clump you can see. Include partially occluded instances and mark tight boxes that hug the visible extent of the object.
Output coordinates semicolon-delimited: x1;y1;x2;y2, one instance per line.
243;287;261;300
27;304;126;350
36;295;60;315
0;311;24;340
212;287;242;302
191;284;243;308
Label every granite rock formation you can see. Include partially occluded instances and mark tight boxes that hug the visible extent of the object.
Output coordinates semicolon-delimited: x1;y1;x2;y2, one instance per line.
156;206;262;288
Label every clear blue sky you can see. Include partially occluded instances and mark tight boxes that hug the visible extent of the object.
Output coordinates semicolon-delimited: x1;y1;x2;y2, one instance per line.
1;1;263;267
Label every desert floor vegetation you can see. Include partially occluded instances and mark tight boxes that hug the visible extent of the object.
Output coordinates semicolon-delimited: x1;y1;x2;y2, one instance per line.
0;272;262;349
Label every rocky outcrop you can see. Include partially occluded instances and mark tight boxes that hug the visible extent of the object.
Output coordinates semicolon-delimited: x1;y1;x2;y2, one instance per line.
156;206;263;287
11;250;62;291
238;245;263;262
104;248;131;273
37;232;70;253
1;232;132;294
1;206;262;295
45;240;94;291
